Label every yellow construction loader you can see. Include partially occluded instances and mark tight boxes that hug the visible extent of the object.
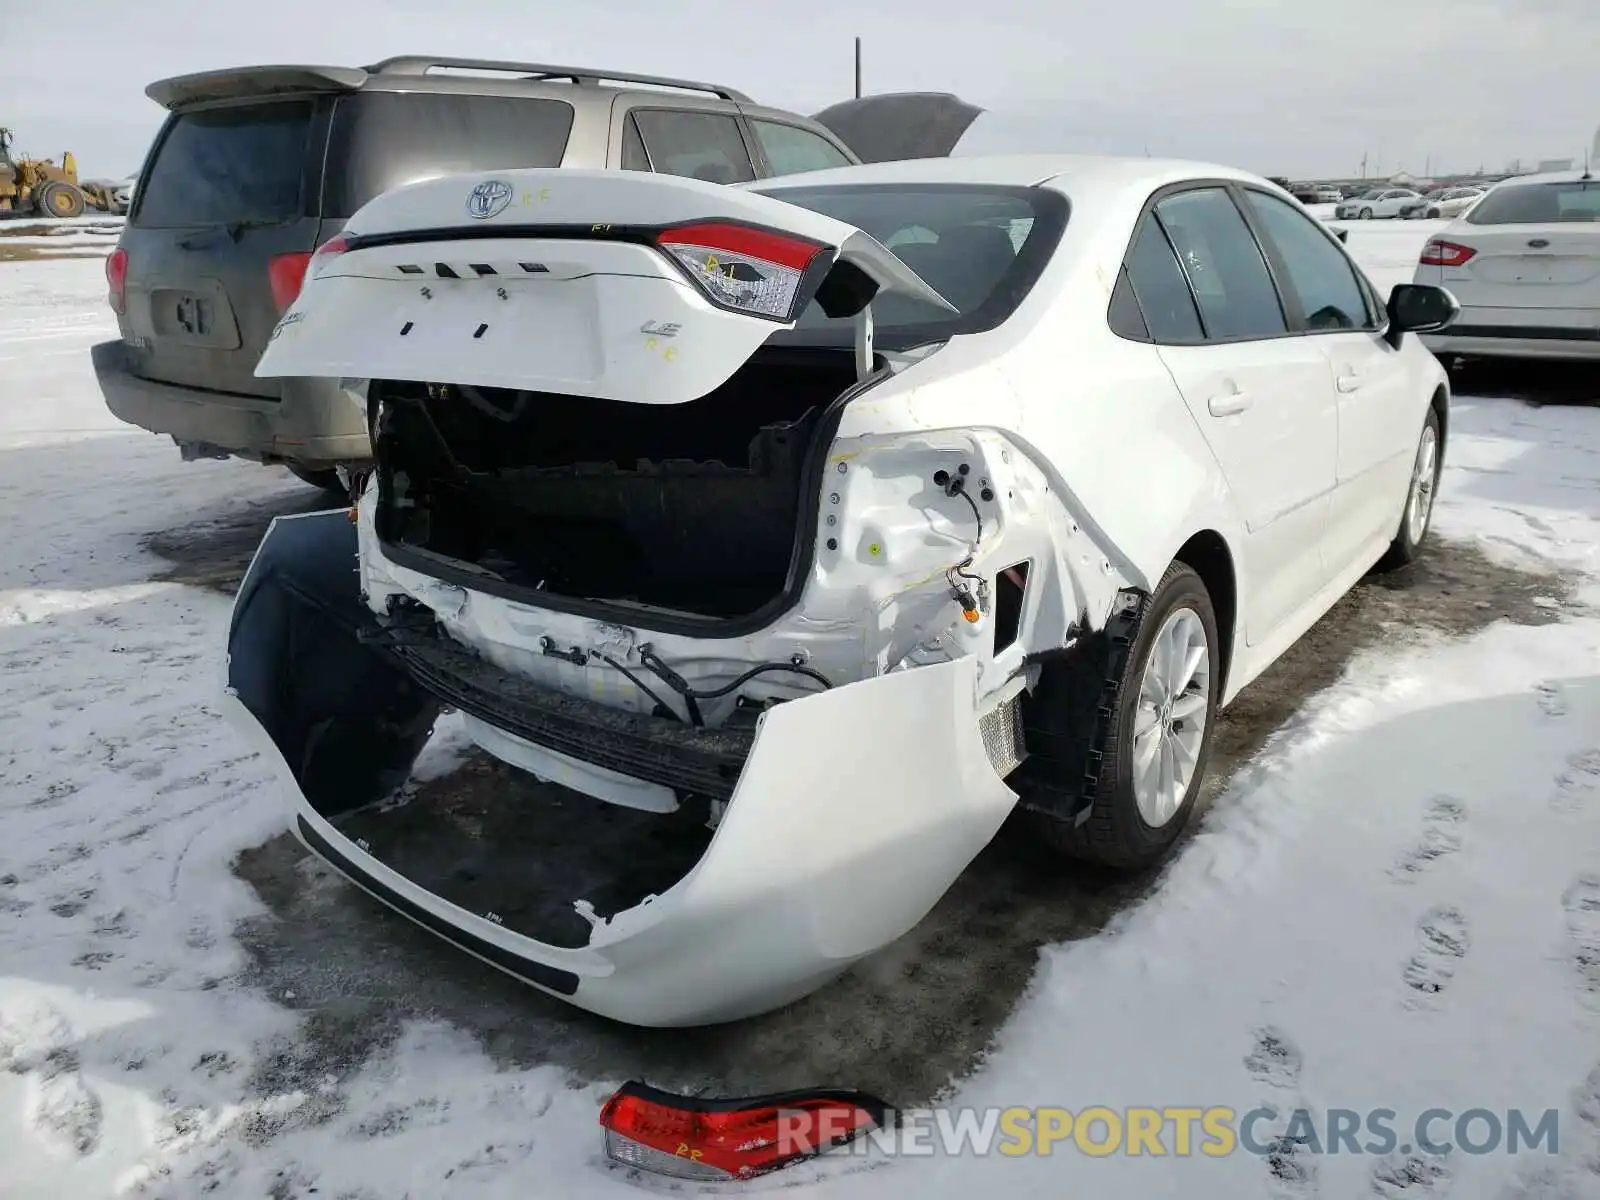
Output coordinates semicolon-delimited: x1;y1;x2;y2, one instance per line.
0;127;122;219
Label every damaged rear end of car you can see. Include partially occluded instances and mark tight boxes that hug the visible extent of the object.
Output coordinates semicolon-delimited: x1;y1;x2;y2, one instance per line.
226;166;1130;1026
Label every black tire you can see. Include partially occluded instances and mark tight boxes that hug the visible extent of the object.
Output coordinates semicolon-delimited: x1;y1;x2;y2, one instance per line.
36;180;86;220
1375;406;1441;571
1359;207;1374;219
1028;562;1221;870
286;463;349;499
1427;208;1441;219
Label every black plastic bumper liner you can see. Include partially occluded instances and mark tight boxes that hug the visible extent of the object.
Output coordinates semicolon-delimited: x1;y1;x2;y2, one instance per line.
367;624;756;802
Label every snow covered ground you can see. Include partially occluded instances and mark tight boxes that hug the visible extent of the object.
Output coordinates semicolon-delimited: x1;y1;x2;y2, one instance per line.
1;228;1598;1199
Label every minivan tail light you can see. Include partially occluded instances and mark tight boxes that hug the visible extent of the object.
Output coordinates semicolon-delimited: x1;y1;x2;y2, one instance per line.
105;248;128;315
656;221;828;321
1420;240;1476;267
598;1080;885;1181
268;252;312;313
268;235;350;313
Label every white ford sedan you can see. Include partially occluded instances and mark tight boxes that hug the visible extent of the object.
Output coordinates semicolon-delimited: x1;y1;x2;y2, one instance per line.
1414;170;1600;362
227;155;1458;1026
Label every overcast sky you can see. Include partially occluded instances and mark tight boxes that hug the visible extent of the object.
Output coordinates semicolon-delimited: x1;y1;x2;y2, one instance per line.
5;0;1596;180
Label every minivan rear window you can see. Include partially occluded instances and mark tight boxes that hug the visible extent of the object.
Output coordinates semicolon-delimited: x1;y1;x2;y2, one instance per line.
133;101;312;228
1466;180;1600;224
323;92;574;218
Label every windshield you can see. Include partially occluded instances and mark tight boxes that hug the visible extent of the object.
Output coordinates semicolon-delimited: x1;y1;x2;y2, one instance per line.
750;182;1069;348
1466;180;1600;224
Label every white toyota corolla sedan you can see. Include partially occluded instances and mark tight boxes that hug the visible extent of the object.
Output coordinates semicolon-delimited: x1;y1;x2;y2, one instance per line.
226;154;1459;1026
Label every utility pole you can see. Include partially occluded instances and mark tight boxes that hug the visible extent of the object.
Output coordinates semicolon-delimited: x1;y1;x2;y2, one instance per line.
854;37;862;98
1360;151;1368;178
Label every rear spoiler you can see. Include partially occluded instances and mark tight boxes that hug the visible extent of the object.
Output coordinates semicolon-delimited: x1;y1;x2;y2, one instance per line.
147;65;368;109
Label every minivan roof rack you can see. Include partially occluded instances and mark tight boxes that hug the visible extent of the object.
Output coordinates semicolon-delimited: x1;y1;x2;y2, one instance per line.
364;56;752;103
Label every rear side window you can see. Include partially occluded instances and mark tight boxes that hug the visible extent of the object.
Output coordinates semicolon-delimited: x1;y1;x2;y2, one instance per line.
1467;181;1600;224
748;119;853;177
323;92;574;218
1154;188;1287;340
1120;217;1204;342
1243;189;1373;330
629;110;756;184
133;101;312;228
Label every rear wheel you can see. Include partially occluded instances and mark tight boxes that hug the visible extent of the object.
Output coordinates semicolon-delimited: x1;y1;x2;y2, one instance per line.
1375;406;1441;571
36;181;86;219
286;463;349;499
1029;562;1220;870
1427;207;1442;219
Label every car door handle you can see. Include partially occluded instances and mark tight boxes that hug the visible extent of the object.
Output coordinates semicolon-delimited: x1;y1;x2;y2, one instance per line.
1335;373;1362;393
1207;390;1251;416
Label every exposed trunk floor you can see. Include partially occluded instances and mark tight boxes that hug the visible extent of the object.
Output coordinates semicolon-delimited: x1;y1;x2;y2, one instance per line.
332;750;715;949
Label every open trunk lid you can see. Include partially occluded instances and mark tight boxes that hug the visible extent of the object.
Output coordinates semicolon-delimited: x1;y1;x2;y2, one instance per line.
808;93;984;163
254;168;953;405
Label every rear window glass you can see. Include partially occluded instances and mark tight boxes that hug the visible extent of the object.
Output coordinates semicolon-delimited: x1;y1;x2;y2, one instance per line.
133;101;312;228
1466;181;1600;224
323;92;574;218
751;183;1068;348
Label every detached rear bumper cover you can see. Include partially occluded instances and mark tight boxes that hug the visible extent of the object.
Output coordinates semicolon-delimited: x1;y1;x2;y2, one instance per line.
224;511;1018;1027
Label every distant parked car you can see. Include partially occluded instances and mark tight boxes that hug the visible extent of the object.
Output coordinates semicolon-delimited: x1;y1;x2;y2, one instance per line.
1337;188;1423;219
1413;170;1600;362
1403;187;1484;220
1313;185;1342;204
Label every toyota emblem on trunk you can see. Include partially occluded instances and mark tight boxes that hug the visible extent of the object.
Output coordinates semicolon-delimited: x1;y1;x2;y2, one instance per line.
466;180;514;220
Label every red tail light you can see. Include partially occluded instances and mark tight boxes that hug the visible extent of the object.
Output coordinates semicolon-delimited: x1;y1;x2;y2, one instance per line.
268;235;350;313
268;252;312;313
655;221;828;321
598;1081;885;1181
1420;240;1476;267
105;248;128;315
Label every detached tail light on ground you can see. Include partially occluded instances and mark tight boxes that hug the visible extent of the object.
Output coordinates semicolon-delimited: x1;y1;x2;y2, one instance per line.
105;248;128;315
269;235;351;314
656;222;827;321
598;1080;886;1181
1420;240;1476;267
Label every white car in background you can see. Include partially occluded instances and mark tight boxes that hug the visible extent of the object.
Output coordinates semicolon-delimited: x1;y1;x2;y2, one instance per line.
1337;187;1423;219
1415;169;1600;361
1403;187;1484;220
226;156;1458;1027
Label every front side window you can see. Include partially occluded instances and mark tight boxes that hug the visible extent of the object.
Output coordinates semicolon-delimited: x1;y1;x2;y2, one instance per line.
1154;188;1287;340
1244;189;1373;331
748;120;853;177
629;109;756;184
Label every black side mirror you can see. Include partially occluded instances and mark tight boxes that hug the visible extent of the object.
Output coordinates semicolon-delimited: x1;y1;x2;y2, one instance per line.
1334;228;1349;244
1385;283;1459;348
